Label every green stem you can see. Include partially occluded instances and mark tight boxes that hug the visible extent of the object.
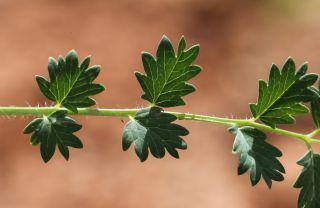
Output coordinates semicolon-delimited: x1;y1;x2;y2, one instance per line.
168;111;317;146
0;107;138;117
0;106;317;146
307;128;320;138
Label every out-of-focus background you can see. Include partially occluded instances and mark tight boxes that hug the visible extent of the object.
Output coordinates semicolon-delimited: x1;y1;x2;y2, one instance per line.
0;0;319;207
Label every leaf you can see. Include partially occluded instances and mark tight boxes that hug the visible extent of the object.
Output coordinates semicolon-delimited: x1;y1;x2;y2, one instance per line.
135;35;202;107
294;151;320;208
36;50;105;112
23;110;83;162
311;83;320;128
122;107;188;162
249;58;318;128
312;101;320;128
229;126;285;188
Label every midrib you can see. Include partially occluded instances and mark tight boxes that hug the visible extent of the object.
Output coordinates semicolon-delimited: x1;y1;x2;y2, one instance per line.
256;74;296;119
58;71;82;104
153;50;182;104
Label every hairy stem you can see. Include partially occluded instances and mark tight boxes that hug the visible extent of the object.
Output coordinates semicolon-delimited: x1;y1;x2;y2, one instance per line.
0;106;318;146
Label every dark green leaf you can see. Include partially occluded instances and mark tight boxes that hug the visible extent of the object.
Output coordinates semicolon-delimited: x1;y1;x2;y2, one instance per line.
23;110;83;162
294;151;320;208
311;83;320;128
36;50;105;112
229;126;285;188
250;58;318;128
135;35;201;107
312;101;320;128
122;107;188;162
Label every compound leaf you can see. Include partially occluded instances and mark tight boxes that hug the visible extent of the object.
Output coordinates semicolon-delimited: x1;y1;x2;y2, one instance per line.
36;50;105;112
23;110;83;162
122;107;188;162
250;58;318;128
229;126;285;188
135;35;201;107
294;151;320;208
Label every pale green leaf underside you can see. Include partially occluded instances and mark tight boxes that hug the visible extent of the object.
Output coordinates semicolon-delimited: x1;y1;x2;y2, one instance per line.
23;110;83;162
122;107;188;161
135;35;201;107
250;58;318;128
229;126;285;188
294;151;320;208
36;50;105;112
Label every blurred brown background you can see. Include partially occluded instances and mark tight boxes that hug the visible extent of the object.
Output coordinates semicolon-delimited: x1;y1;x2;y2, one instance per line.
0;0;319;207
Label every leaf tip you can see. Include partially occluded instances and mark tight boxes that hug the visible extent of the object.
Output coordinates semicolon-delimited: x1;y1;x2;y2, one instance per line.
66;49;79;62
161;34;169;40
41;155;51;163
48;57;57;64
159;35;172;45
286;56;294;61
68;49;78;55
134;71;144;77
284;56;295;67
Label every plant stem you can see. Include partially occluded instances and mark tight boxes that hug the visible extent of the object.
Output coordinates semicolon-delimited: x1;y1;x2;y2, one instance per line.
0;107;139;117
0;106;318;146
307;128;320;138
168;111;318;146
